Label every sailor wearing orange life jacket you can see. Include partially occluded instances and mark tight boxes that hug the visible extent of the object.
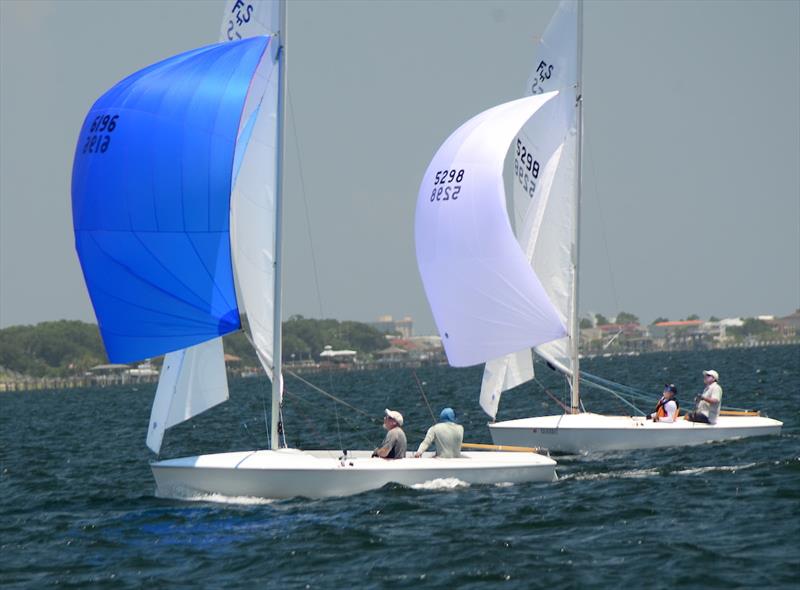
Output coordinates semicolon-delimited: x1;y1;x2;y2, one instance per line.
649;384;679;423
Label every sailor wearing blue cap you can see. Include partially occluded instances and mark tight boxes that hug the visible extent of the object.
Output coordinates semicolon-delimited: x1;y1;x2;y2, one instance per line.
414;407;464;458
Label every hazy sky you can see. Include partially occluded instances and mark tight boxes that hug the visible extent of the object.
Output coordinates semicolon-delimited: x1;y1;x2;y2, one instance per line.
1;0;798;335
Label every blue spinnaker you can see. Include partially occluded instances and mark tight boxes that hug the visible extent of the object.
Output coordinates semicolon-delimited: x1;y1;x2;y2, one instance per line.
72;36;271;363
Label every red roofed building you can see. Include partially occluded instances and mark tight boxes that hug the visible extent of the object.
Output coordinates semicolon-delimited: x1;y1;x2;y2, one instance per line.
650;320;709;350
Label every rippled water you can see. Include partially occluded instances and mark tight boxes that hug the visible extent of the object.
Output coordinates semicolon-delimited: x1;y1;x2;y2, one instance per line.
2;346;798;588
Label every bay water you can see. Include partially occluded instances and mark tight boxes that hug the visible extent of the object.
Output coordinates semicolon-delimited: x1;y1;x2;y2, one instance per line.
2;346;798;588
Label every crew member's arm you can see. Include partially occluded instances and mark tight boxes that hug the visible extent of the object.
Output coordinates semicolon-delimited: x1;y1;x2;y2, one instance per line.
373;432;393;458
414;426;436;458
374;446;390;458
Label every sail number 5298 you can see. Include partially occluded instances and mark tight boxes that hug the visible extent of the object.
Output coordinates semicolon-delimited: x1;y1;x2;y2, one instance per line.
516;139;540;198
430;169;465;203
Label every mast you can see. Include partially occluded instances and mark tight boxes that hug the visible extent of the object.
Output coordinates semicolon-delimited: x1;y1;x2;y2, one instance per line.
570;0;584;413
271;0;287;448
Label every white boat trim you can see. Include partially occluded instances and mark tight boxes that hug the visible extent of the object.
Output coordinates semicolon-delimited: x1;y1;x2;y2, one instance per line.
152;449;557;499
489;412;783;453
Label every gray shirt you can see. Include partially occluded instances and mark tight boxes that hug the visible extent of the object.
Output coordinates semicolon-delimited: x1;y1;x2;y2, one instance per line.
416;422;464;458
379;427;407;459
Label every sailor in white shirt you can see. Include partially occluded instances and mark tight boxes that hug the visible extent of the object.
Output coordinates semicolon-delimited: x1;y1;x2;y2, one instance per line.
687;369;723;424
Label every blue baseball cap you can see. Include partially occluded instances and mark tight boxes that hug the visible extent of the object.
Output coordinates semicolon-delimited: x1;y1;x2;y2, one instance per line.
439;407;456;422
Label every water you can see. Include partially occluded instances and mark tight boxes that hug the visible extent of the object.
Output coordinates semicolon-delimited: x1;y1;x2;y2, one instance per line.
2;346;798;588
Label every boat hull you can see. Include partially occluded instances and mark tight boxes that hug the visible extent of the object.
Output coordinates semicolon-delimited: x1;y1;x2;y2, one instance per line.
151;449;557;500
488;413;783;453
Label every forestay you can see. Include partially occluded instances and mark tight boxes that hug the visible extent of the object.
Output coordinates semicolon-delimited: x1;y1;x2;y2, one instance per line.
480;0;579;417
415;92;567;369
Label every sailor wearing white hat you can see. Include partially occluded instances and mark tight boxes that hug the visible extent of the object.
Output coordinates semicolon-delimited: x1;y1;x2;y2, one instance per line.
687;369;723;424
372;409;407;459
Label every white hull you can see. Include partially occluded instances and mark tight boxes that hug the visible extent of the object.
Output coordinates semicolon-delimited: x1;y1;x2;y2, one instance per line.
489;412;783;453
151;448;557;500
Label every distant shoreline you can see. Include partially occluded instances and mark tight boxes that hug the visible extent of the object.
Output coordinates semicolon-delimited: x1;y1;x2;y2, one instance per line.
2;340;798;394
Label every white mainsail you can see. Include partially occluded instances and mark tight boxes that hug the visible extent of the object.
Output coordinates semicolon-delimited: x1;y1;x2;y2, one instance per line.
415;92;567;369
480;0;579;417
149;0;282;451
229;20;281;384
147;338;229;453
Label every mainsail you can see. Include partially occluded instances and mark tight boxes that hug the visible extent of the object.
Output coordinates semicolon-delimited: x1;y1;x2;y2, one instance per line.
415;93;567;369
226;1;282;382
479;0;579;417
148;0;284;453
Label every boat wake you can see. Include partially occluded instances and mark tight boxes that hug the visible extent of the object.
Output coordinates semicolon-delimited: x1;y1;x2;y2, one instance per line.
672;462;758;476
561;462;763;482
410;478;471;491
561;468;661;481
155;487;276;505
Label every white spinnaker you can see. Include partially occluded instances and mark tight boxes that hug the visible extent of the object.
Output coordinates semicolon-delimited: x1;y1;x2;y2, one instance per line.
147;338;229;453
480;0;578;417
415;93;567;369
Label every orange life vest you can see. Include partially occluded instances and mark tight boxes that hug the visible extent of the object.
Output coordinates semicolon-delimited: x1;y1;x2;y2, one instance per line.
655;396;679;419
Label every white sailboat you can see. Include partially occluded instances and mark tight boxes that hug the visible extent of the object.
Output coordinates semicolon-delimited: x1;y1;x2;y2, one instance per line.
71;0;557;500
417;0;782;454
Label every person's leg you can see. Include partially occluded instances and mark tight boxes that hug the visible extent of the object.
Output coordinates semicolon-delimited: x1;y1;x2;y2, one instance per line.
686;412;710;423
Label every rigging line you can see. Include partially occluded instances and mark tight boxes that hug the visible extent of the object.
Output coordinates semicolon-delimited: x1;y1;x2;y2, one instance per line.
262;390;271;447
279;406;288;448
580;377;652;406
240;419;265;449
335;402;344;451
580;371;654;400
241;329;276;441
283;386;375;448
584;139;621;314
412;370;436;423
602;328;623;350
286;86;325;318
580;378;647;416
285;369;380;423
533;377;571;413
282;388;328;445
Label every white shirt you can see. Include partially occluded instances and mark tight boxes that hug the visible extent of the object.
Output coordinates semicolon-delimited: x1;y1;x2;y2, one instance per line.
659;399;678;422
697;382;723;424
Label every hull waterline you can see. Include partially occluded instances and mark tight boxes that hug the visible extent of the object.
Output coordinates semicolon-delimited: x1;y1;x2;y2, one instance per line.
151;448;557;500
489;413;783;453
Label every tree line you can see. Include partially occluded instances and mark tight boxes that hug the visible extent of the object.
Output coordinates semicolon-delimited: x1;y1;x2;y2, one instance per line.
0;317;391;378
